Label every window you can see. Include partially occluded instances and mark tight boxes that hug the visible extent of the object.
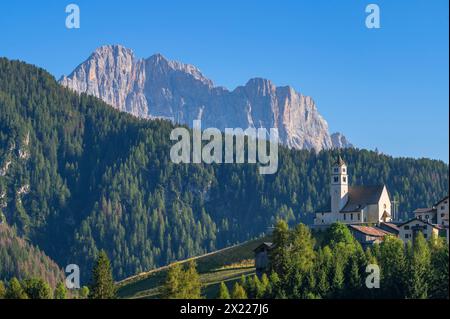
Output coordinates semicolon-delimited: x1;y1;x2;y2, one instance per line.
343;168;346;173
405;225;410;230
442;214;445;217
334;177;339;183
334;168;338;173
344;214;346;220
343;177;347;183
423;233;428;238
351;213;353;220
441;206;445;210
405;234;409;239
425;215;429;219
383;204;387;209
358;213;360;220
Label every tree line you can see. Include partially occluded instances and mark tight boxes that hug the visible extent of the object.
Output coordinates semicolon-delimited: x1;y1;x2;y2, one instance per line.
216;221;449;299
0;250;115;299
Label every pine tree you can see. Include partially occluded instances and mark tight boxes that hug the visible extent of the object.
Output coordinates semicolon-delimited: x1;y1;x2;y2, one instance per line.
90;250;116;299
231;283;247;299
54;282;68;299
162;261;202;299
345;255;362;297
183;261;202;299
0;281;6;299
162;263;183;298
429;239;449;299
270;220;291;278
331;261;344;297
405;232;431;299
218;282;230;299
5;277;28;299
259;273;270;298
23;278;52;299
290;223;316;274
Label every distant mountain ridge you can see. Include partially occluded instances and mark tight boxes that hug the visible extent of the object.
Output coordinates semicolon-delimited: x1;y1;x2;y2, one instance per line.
60;45;352;151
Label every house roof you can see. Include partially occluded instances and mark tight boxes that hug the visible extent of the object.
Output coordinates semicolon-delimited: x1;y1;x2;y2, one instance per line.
398;218;439;229
413;207;436;214
379;222;400;233
348;225;391;237
340;185;386;213
253;242;274;253
434;195;449;207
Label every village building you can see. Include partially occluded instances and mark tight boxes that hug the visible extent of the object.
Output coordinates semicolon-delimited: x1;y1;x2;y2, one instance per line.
414;207;437;224
314;156;392;226
398;218;440;243
377;221;400;236
435;196;449;227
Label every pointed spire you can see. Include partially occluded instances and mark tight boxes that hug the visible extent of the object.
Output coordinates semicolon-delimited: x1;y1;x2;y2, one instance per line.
334;155;346;167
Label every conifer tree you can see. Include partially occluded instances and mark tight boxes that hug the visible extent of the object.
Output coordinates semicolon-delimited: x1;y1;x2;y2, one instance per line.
218;282;230;299
270;220;291;278
0;281;6;299
379;236;406;298
231;282;247;299
23;278;52;299
90;250;116;299
5;277;28;299
183;261;202;299
405;233;431;299
54;282;68;299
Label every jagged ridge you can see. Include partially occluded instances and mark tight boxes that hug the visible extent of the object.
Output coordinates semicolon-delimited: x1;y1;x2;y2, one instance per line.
60;45;352;151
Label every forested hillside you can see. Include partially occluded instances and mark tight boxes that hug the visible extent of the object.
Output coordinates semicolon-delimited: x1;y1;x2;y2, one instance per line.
0;224;64;288
0;58;448;282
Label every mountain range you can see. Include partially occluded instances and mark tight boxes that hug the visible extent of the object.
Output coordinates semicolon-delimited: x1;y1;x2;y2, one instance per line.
1;58;447;283
59;45;352;151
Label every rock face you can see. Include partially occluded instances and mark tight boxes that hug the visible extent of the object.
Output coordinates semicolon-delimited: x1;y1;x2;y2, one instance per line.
330;132;354;149
60;45;351;151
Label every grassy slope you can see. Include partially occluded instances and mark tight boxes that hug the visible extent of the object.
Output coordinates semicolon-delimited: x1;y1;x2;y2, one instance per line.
117;236;270;299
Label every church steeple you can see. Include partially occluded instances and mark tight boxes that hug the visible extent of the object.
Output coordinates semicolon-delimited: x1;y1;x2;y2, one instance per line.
331;156;348;214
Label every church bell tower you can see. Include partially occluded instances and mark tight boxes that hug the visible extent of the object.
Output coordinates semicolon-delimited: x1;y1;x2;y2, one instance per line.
331;155;348;214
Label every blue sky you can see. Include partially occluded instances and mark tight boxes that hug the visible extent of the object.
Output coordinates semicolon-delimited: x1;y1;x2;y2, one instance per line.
1;0;448;162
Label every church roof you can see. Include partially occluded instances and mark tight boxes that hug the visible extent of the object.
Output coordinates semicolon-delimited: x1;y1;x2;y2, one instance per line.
314;185;386;213
333;155;346;167
340;185;386;213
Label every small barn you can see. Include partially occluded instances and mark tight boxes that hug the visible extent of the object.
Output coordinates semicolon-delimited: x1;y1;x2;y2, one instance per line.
254;242;274;276
348;225;391;248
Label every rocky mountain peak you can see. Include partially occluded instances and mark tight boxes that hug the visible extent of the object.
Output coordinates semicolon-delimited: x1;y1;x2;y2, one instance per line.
331;132;354;149
59;45;352;151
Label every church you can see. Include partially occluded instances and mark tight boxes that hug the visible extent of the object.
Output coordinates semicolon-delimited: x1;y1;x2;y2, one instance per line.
314;156;392;226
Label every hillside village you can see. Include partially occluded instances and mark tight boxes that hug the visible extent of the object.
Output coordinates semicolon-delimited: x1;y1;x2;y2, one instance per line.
254;157;449;273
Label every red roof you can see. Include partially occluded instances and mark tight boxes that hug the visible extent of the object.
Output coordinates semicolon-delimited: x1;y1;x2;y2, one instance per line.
349;225;391;237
